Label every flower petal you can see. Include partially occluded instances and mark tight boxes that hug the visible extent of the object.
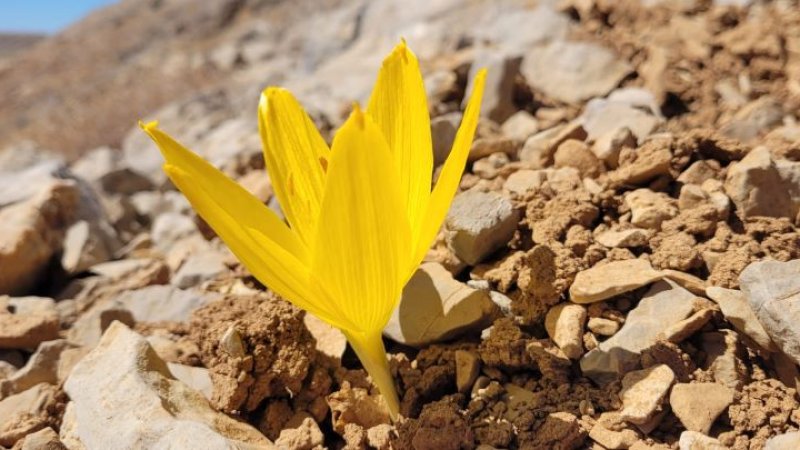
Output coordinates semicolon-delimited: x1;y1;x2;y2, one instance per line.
258;88;329;248
140;121;308;263
367;41;432;244
412;69;487;265
162;163;354;329
311;105;412;334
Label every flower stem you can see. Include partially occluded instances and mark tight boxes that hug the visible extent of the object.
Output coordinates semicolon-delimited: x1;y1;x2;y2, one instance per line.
343;330;400;420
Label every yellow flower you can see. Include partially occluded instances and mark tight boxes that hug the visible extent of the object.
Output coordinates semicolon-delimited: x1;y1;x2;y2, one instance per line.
141;41;486;418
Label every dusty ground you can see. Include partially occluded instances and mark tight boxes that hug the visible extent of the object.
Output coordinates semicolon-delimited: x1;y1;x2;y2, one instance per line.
2;0;800;449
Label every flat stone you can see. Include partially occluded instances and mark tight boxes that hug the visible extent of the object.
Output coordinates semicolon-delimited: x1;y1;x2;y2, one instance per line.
544;303;587;359
0;339;77;398
739;259;800;365
62;322;273;449
595;229;650;248
580;97;661;144
465;49;519;123
569;259;663;303
580;281;696;384
385;263;499;347
619;365;675;425
521;41;632;104
706;286;776;352
445;190;519;265
0;297;60;350
678;431;727;450
662;308;714;343
455;350;481;393
113;285;220;324
765;431;800;450
172;250;230;289
503;169;548;196
588;317;620;336
661;270;707;296
67;300;135;348
669;382;734;434
589;423;640;450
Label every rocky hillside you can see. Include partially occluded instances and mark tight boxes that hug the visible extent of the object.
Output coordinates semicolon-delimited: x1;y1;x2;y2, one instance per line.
2;0;800;449
0;33;44;60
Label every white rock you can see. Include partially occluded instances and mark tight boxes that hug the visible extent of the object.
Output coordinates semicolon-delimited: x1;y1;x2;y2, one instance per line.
740;259;800;365
62;322;274;449
766;431;800;450
619;364;675;425
445;190;519;265
678;431;727;450
113;285;220;323
60;220;115;275
384;263;499;347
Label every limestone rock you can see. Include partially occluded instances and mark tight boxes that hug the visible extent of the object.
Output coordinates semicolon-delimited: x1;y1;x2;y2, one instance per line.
0;181;79;295
580;90;662;143
619;365;675;425
588;317;620;336
62;321;273;449
569;259;663;304
172;249;230;289
669;382;734;434
766;431;800;450
465;50;519;123
521;41;632;104
706;286;776;352
0;383;59;447
595;228;650;248
678;431;727;450
0;297;60;350
15;426;65;450
0;339;77;398
739;259;800;365
60;220;117;275
724;147;800;219
113;285;220;324
589;423;640;450
580;281;696;383
167;363;213;401
625;189;678;230
501;110;539;142
544;303;587;359
445;190;519;265
385;263;499;347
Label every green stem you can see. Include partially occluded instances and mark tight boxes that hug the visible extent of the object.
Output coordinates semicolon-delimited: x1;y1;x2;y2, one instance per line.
343;330;400;420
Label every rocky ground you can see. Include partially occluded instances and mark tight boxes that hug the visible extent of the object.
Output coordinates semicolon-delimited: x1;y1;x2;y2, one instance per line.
2;0;800;449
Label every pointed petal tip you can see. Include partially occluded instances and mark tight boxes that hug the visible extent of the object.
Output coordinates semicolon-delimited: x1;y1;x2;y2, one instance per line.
349;102;366;129
139;120;159;133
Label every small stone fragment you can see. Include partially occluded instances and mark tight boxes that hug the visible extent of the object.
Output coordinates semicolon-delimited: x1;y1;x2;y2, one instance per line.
595;228;650;248
706;286;776;352
16;426;65;450
0;296;60;350
669;382;734;434
327;383;391;435
172;249;229;289
588;317;620;336
445;190;519;265
619;365;675;425
385;262;499;347
569;259;663;304
589;423;640;450
625;189;678;230
678;431;727;450
455;350;480;393
554;139;605;178
544;303;587;359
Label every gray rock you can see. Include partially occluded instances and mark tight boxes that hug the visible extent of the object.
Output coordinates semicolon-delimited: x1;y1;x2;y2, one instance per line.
706;286;776;352
465;50;519;123
430;113;461;166
521;41;632;104
740;259;800;365
724;147;800;220
384;262;499;347
114;285;220;323
580;89;662;144
172;250;230;289
580;280;696;384
445;190;519;265
720;96;783;142
62;322;274;449
60;220;116;275
151;212;198;251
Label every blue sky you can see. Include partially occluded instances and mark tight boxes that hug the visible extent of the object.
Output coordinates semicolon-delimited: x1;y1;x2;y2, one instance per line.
1;0;118;34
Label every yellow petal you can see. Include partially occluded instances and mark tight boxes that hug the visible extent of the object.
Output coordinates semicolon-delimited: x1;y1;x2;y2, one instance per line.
412;69;487;265
258;88;329;248
367;41;432;244
311;105;412;334
140;121;308;263
163;163;355;329
344;330;400;419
